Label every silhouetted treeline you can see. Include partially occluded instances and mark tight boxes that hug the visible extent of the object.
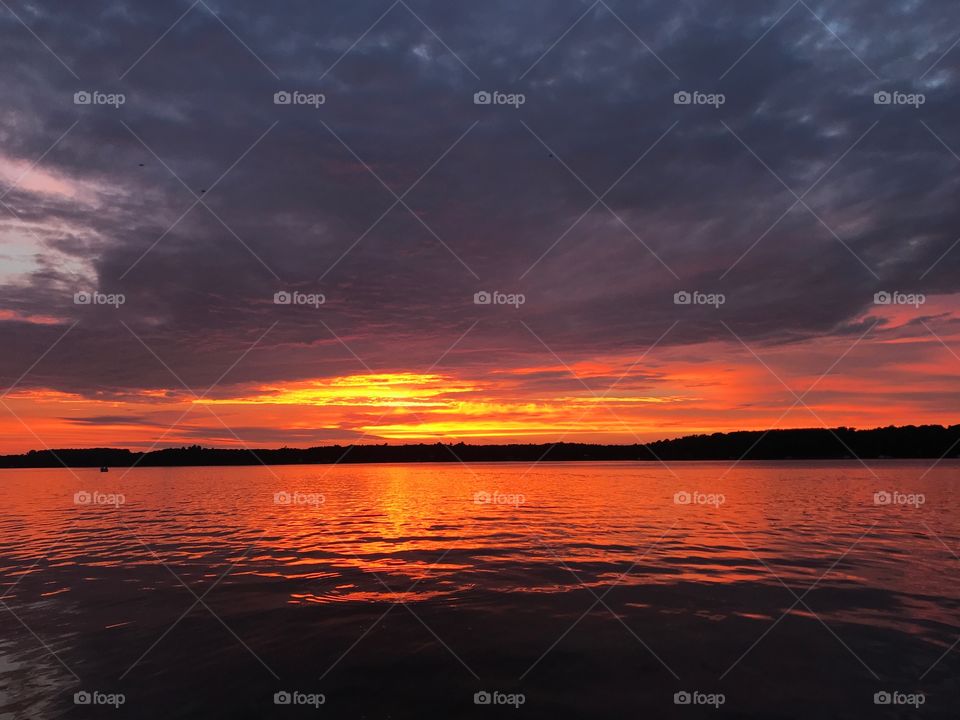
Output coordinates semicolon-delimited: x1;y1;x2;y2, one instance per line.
645;425;960;460
1;425;958;468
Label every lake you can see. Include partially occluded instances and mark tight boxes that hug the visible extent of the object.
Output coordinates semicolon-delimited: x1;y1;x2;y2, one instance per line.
0;461;958;718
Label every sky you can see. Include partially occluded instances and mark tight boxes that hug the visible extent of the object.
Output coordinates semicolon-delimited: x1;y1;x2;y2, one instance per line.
0;0;959;453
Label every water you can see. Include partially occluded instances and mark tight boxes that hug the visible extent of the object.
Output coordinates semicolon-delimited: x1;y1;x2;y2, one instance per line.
0;461;958;718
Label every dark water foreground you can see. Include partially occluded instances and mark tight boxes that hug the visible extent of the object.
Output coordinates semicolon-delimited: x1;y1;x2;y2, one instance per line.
0;461;958;718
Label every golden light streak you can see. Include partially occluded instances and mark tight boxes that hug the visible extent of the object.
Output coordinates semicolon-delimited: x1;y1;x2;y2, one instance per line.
196;373;476;407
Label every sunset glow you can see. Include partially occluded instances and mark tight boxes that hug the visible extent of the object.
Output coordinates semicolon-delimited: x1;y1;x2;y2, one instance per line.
1;0;958;459
4;2;960;717
2;305;958;453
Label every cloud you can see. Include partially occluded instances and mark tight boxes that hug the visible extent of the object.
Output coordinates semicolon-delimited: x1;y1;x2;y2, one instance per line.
0;0;958;445
61;414;158;426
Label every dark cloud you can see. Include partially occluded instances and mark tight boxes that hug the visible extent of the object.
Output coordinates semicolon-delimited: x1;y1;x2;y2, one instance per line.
61;414;159;426
1;0;959;395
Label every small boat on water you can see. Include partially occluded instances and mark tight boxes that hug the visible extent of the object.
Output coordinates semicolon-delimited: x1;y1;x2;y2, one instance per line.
100;466;109;473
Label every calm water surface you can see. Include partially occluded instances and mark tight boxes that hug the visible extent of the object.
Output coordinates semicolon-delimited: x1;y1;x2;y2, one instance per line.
1;461;959;718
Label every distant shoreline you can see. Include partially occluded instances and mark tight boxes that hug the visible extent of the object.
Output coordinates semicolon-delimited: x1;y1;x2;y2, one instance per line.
1;459;957;473
1;424;957;468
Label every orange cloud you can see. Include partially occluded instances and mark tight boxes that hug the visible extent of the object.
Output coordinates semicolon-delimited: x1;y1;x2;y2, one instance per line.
1;313;958;454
